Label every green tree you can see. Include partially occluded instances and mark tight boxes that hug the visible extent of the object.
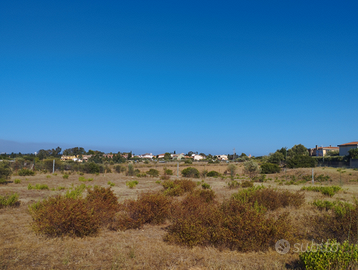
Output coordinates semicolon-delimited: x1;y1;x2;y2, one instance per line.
267;151;284;165
288;144;308;157
0;162;12;181
63;147;86;156
348;148;358;159
164;152;171;160
227;164;237;178
243;160;261;178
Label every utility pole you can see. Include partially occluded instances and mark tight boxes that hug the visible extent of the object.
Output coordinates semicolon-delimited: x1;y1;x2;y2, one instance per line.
53;159;55;174
233;148;236;161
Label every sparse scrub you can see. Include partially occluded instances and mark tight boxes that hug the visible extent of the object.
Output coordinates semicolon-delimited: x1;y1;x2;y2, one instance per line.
63;174;69;179
227;180;240;189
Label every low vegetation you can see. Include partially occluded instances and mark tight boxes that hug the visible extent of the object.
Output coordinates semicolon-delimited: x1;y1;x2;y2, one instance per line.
301;185;341;197
0;193;20;208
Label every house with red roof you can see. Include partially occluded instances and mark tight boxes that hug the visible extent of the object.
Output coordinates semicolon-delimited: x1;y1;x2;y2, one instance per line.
338;142;358;156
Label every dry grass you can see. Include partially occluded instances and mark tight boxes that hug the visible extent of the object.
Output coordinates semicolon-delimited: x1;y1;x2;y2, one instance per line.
2;163;358;269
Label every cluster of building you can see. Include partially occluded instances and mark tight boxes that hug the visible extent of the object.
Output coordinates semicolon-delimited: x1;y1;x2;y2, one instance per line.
60;153;230;162
136;153;229;161
308;141;358;157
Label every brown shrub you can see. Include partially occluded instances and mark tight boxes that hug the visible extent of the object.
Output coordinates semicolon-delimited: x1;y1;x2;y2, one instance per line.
29;196;100;237
117;192;173;230
241;180;254;188
165;198;297;251
86;186;120;226
162;179;197;196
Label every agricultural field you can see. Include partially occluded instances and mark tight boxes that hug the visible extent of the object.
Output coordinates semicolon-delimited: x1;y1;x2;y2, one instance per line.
1;162;358;269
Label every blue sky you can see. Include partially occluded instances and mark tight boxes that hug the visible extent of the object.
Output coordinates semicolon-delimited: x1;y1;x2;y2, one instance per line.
1;0;357;156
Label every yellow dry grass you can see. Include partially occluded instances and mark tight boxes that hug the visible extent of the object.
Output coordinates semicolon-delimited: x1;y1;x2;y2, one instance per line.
1;162;358;269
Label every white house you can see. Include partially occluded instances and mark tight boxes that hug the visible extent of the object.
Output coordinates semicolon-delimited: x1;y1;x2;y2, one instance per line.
216;155;228;161
338;142;358;156
140;153;154;159
192;154;204;161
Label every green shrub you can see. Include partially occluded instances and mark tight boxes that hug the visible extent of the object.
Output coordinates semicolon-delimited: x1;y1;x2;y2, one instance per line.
63;174;69;179
184;159;192;164
65;184;86;199
146;169;159;177
260;163;281;174
181;167;200;178
301;186;341;197
164;169;173;175
206;170;220;177
312;199;353;213
201;183;211;189
14;179;21;184
18;168;34;176
0;193;20;208
108;181;115;187
299;240;358;269
127;164;135;176
232;186;304;211
136;173;147;177
28;184;49;190
126;180;138;189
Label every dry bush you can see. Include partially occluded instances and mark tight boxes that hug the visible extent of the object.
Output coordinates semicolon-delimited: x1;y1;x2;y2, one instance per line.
29;196;101;237
162;179;197;196
86;186;120;226
115;192;173;230
232;186;305;211
241;180;254;188
309;201;358;243
165;197;297;252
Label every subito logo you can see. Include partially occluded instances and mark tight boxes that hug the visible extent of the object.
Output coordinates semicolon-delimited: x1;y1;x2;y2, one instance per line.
275;239;290;254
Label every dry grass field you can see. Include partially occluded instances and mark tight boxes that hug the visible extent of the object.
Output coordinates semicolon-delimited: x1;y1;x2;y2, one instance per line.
1;162;358;269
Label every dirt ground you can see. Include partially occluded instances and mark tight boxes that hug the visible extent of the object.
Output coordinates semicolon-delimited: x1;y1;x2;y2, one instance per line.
1;162;358;269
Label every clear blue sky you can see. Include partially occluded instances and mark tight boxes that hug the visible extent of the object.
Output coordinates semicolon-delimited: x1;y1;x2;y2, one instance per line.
1;0;357;156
